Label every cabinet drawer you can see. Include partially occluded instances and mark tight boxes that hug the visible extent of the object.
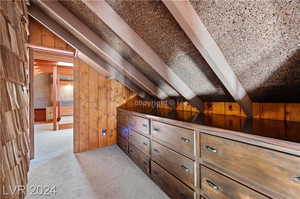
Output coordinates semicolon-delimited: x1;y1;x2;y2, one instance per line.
201;134;300;199
129;130;150;155
201;166;268;199
117;136;128;153
152;121;194;158
151;161;195;199
129;144;150;174
151;141;194;188
128;115;149;136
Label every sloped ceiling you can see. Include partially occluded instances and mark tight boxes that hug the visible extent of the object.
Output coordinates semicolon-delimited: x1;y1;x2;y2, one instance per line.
58;0;299;102
190;0;300;102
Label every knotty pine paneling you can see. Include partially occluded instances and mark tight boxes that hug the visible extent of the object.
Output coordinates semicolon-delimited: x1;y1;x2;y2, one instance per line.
0;1;30;199
74;59;135;152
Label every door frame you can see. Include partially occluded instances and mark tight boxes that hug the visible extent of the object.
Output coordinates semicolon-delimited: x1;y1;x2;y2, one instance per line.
28;44;74;159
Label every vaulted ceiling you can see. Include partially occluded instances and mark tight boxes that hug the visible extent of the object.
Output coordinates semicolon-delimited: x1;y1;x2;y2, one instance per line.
29;0;300;116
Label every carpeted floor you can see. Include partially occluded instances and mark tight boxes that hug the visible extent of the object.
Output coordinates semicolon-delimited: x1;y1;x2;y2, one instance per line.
26;124;169;199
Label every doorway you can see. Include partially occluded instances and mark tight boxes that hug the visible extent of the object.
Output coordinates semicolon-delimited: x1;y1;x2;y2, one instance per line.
28;45;75;160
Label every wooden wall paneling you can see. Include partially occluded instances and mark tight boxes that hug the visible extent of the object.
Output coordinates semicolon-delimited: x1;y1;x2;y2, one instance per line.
88;67;99;149
261;103;285;121
98;74;108;147
224;102;241;116
286;103;300;122
79;63;89;152
29;20;42;46
107;80;115;146
252;103;263;119
42;28;55;48
73;58;80;153
54;37;67;50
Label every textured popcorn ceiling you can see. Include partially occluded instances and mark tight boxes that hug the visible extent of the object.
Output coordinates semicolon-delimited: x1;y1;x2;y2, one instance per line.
190;0;300;102
59;0;179;97
59;0;299;102
60;0;231;101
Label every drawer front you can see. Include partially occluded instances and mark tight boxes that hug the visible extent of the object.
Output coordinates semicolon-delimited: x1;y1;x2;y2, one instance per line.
151;141;194;188
117;136;128;153
201;134;300;199
129;144;150;174
151;161;195;199
129;115;149;136
152;121;194;158
129;130;150;155
201;166;268;199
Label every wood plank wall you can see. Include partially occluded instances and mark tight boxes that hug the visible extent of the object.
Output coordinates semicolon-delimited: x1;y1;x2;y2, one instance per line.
0;1;30;198
123;98;300;122
29;18;73;51
74;59;135;152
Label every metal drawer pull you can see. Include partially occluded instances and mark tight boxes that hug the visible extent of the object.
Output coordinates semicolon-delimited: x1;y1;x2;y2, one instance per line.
293;177;300;183
142;124;147;127
181;137;191;143
205;145;218;153
153;127;160;132
206;180;221;190
153;148;159;153
180;165;190;173
143;142;148;146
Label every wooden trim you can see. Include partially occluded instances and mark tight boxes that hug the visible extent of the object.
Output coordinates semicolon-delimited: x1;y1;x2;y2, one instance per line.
162;0;252;117
82;0;204;111
32;1;168;99
27;44;74;56
29;44;74;63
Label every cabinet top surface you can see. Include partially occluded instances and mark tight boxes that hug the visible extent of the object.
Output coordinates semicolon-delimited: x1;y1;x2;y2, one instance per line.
119;108;300;155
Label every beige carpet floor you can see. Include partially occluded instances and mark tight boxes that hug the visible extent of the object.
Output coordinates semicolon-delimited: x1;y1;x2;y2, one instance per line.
26;124;169;199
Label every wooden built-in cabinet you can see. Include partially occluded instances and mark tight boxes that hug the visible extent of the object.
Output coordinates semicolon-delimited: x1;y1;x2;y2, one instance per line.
117;109;300;199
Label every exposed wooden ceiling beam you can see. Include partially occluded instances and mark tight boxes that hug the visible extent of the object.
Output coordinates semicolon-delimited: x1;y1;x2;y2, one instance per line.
162;0;253;117
28;5;153;100
81;0;204;111
32;0;167;100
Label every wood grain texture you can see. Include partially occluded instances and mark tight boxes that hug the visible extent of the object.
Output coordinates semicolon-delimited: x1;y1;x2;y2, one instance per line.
201;133;300;199
151;141;195;189
1;1;30;198
88;67;99;149
151;161;195;199
201;166;268;199
74;59;136;152
29;18;73;51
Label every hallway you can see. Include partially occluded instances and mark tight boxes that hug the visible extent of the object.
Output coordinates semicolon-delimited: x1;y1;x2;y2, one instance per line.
26;125;169;199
